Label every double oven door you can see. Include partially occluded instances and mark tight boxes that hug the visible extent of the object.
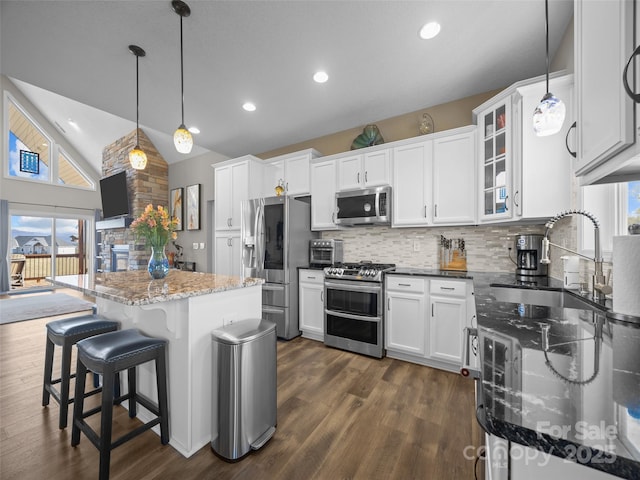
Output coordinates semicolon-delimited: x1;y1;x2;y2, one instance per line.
324;278;384;358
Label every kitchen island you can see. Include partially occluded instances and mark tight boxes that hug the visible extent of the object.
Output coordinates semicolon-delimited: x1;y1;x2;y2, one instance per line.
53;270;263;458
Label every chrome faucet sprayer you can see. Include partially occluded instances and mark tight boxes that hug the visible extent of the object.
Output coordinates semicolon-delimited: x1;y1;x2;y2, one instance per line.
541;210;611;301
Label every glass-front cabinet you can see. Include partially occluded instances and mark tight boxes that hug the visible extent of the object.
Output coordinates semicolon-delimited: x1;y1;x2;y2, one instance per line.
478;100;513;222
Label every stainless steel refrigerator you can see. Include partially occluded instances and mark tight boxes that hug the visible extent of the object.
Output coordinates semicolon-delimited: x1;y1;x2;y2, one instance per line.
241;195;317;339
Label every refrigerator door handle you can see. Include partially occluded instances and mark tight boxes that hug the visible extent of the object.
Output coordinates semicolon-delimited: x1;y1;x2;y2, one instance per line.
257;201;266;277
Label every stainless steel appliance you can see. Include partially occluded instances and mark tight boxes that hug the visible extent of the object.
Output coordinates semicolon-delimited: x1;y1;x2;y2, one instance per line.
323;262;395;358
309;239;343;267
335;186;391;226
241;195;318;339
515;234;548;277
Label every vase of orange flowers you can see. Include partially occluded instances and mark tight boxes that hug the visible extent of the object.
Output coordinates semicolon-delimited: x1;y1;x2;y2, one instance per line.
130;204;179;279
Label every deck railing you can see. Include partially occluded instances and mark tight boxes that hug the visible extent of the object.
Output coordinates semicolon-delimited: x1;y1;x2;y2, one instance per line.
23;254;85;281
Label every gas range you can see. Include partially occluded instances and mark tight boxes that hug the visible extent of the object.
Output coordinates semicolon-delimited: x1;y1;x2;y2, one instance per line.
323;262;396;282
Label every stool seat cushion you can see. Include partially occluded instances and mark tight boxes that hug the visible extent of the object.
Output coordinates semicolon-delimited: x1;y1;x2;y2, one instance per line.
46;315;119;338
77;329;166;365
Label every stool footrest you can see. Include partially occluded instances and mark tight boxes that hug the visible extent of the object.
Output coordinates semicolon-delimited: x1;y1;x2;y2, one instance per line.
111;418;162;450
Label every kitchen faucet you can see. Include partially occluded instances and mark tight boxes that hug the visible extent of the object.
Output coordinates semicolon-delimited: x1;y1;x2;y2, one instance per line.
540;210;612;302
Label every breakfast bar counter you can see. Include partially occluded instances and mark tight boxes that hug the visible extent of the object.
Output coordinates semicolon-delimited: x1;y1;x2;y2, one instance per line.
53;270;264;458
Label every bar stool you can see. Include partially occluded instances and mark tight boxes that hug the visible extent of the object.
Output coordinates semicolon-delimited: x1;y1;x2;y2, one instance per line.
71;329;169;480
42;314;120;429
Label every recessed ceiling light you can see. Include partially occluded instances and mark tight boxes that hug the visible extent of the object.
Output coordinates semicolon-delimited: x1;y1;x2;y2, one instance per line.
188;126;200;134
243;102;256;112
67;118;80;130
313;71;329;83
419;21;441;40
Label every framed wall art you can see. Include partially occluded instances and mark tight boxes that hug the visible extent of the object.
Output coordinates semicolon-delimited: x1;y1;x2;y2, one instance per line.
170;187;183;231
186;183;200;230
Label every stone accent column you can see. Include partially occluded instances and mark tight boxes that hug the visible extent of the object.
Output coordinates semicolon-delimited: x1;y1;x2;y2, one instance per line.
100;129;169;270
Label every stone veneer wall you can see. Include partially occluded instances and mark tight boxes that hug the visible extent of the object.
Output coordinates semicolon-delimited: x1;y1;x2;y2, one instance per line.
100;128;168;270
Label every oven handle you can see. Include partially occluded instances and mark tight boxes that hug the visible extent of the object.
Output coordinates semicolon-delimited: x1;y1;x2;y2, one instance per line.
324;280;382;294
460;327;480;379
324;309;382;323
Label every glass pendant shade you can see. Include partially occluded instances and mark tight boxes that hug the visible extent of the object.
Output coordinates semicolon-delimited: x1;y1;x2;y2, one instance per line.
173;125;193;154
533;92;566;137
129;145;148;170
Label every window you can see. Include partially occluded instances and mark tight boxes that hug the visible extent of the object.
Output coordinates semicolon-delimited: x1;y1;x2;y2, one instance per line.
625;180;640;229
580;180;640;259
4;92;95;190
58;148;93;188
7;100;52;182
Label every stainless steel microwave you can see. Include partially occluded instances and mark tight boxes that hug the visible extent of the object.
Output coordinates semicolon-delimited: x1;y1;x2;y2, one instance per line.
335;186;391;226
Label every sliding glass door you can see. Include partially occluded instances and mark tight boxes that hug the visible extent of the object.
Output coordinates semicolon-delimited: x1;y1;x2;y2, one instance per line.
10;214;90;292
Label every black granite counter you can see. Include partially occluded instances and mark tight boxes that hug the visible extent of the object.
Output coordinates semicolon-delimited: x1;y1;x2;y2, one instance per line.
388;268;639;477
472;272;640;479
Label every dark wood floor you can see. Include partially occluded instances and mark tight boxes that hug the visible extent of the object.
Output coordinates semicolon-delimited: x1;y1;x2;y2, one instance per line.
0;292;484;480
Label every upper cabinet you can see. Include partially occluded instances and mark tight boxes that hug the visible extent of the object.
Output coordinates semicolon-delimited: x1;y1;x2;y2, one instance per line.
213;156;264;231
263;149;321;197
574;0;640;185
475;99;514;222
432;129;477;224
473;74;574;223
310;159;339;231
336;148;391;191
392;140;433;227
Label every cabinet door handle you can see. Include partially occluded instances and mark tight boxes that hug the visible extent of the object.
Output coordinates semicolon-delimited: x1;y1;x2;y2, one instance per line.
320;290;324;302
332;212;336;223
365;171;368;183
623;45;640;102
504;195;509;211
434;204;438;218
387;298;391;310
513;190;520;208
565;121;577;158
432;303;434;317
306;276;317;280
398;283;411;287
357;172;360;184
424;205;427;218
440;286;455;291
286;182;289;191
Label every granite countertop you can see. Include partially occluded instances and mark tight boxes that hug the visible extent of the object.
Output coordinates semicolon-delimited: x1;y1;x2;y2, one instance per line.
471;272;640;478
53;271;264;306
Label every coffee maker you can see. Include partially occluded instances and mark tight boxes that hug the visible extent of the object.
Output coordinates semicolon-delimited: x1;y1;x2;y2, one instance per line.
515;234;548;277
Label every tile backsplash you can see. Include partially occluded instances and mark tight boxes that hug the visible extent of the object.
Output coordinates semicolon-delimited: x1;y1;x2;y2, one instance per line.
321;221;585;281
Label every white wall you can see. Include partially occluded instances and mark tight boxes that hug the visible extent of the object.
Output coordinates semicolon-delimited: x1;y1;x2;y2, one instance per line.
168;150;229;272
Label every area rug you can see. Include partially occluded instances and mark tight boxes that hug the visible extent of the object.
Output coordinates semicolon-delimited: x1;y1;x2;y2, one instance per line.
0;293;95;325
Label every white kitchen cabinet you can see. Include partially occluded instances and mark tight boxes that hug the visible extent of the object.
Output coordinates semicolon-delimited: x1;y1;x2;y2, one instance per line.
336;149;391;191
574;0;639;184
214;233;241;276
310;159;339;230
474;74;574;223
512;75;574;220
385;276;427;356
392;140;433;227
475;99;514;222
263;149;321;197
298;269;324;341
432;129;477;224
214;156;264;231
429;279;467;365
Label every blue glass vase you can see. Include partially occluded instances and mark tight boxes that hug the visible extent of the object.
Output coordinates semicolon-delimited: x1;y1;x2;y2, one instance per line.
148;245;169;279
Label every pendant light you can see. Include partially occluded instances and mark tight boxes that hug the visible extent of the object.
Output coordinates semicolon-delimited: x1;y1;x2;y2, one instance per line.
172;0;193;154
128;45;148;170
532;0;566;136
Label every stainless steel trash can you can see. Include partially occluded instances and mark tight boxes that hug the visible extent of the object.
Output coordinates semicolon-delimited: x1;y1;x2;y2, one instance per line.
211;318;277;461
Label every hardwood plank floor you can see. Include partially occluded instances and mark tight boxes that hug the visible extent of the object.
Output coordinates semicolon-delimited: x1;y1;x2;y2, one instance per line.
0;293;484;480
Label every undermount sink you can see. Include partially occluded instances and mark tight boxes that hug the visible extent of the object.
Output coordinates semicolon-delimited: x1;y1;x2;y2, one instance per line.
490;286;602;311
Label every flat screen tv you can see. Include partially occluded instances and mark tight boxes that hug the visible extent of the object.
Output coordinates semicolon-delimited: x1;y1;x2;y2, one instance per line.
99;171;130;219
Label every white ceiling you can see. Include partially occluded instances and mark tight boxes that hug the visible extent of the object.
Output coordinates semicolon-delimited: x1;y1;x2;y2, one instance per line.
1;0;573;176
